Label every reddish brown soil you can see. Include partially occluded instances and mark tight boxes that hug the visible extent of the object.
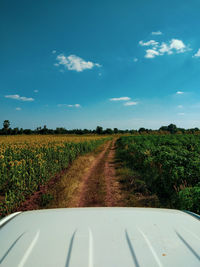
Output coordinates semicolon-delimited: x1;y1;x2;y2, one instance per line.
104;140;122;206
77;139;122;207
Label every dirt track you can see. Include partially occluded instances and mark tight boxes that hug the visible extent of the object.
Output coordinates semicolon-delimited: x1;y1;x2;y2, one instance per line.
77;140;120;207
76;139;122;207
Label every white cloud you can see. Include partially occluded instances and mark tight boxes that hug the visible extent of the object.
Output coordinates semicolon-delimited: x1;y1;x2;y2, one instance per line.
5;94;34;102
159;42;173;55
34;90;38;93
139;40;159;47
133;58;138;62
124;101;138;106
178;105;183;108
145;49;160;58
151;31;162;35
169;39;186;53
110;97;131;101
16;107;21;111
176;91;184;95
58;104;81;108
139;38;190;59
55;54;101;72
193;48;200;58
52;50;56;54
67;104;81;108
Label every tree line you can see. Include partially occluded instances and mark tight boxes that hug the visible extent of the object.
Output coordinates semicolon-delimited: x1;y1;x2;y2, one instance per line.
1;120;200;135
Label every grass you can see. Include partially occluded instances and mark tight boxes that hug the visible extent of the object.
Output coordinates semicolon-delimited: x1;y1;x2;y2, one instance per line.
116;167;160;208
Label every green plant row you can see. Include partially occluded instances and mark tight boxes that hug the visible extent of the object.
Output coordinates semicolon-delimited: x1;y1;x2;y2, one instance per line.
116;134;200;213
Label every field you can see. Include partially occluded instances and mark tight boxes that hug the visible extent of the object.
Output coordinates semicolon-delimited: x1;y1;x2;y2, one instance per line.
0;135;110;217
116;134;200;213
1;134;200;218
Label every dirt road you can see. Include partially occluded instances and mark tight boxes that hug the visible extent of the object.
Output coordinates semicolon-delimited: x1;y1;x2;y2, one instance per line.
77;139;122;207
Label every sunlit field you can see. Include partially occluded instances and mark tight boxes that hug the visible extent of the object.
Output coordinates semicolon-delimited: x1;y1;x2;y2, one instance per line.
0;135;110;217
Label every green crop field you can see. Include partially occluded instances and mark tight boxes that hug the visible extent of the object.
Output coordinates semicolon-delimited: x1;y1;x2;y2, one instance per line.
116;134;200;213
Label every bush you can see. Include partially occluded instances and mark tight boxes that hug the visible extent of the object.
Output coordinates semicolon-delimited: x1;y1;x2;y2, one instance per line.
178;186;200;214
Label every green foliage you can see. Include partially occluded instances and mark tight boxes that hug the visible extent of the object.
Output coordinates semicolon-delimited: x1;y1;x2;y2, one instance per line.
178;186;200;214
3;120;10;130
116;134;200;213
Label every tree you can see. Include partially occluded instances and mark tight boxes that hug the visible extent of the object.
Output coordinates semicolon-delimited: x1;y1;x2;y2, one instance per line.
167;124;177;134
139;127;146;133
3;120;10;130
113;128;119;134
96;126;103;134
159;126;168;131
104;128;113;134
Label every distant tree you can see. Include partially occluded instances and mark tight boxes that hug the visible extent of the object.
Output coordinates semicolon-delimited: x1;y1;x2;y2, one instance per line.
83;129;90;134
55;127;67;134
40;125;48;134
167;124;177;134
12;128;19;135
96;126;103;134
130;130;137;134
104;128;113;134
113;128;119;134
23;129;32;135
3;120;10;130
159;126;168;131
139;127;146;133
19;128;23;134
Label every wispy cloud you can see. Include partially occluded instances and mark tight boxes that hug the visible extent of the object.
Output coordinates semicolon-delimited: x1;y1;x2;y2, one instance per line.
176;91;184;95
55;54;101;72
193;48;200;58
52;50;56;54
151;31;162;35
133;58;138;62
124;101;138;106
5;94;34;101
34;90;38;93
68;104;81;108
110;97;131;101
178;105;183;108
110;97;138;107
58;104;81;108
139;38;190;58
16;107;21;111
139;40;159;47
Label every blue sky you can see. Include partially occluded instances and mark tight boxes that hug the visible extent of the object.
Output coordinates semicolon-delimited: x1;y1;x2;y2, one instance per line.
1;0;200;130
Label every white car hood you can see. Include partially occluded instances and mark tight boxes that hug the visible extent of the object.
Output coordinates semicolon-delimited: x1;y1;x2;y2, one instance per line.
0;208;200;267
